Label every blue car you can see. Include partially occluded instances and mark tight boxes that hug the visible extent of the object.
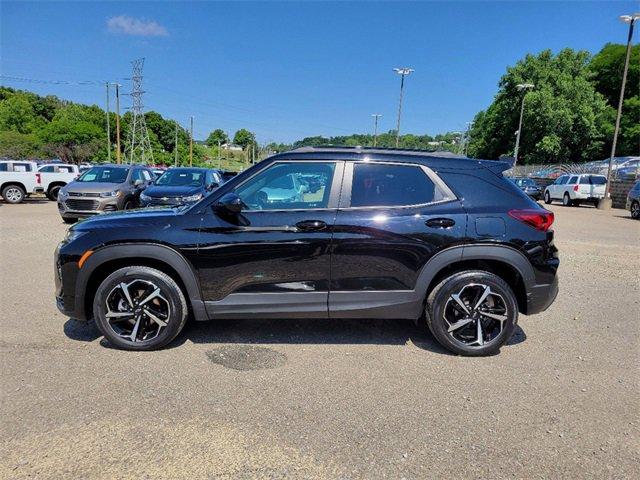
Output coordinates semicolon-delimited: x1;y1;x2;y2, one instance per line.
140;168;223;207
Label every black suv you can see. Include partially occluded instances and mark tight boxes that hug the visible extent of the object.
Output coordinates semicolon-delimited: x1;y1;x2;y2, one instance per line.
54;147;559;355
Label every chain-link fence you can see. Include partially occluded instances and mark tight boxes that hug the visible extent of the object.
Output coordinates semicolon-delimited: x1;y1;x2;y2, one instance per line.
505;157;640;180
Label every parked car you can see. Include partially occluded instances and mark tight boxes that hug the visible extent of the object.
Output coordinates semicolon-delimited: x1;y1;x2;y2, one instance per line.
544;174;607;206
57;164;155;223
140;167;222;207
0;160;44;203
627;180;640;219
508;177;543;200
55;147;559;355
38;163;80;200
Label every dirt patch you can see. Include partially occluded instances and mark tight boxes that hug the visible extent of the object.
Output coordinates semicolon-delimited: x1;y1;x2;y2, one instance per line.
206;345;287;371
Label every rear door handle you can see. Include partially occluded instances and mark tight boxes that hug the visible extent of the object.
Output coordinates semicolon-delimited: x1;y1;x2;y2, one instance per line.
425;218;455;228
295;220;327;231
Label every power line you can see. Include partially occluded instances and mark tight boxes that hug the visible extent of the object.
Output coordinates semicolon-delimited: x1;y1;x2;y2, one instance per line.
0;74;103;86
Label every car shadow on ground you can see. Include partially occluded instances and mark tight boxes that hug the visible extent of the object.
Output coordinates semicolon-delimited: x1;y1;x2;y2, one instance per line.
63;317;527;356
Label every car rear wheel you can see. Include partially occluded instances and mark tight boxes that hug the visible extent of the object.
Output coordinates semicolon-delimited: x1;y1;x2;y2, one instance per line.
425;270;518;356
544;191;552;204
93;266;188;351
562;192;573;207
631;201;640;219
123;199;134;210
2;185;26;204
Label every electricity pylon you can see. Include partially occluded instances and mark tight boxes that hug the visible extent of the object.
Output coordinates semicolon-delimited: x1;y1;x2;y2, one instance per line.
124;58;154;165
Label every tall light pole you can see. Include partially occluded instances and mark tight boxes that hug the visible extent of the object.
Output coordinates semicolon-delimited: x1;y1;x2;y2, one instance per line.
371;114;382;146
599;13;639;210
513;83;534;166
393;67;414;147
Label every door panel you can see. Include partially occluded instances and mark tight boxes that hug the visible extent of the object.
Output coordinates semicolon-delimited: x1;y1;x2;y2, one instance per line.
194;161;344;318
329;162;467;319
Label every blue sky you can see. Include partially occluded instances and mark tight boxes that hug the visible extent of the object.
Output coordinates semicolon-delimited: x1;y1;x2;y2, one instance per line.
1;1;636;143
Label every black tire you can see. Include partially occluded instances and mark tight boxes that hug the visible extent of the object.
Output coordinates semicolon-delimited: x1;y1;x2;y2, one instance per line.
47;185;61;201
544;191;552;204
425;270;518;356
2;185;26;204
93;266;188;351
62;217;77;224
123;199;134;210
562;192;573;207
631;201;640;219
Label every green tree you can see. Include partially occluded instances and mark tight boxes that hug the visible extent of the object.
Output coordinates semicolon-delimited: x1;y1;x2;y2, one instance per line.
206;129;228;147
468;49;609;163
0;94;36;134
233;128;256;149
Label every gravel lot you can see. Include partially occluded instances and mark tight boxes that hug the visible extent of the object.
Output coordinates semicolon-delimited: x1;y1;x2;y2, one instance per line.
1;200;638;479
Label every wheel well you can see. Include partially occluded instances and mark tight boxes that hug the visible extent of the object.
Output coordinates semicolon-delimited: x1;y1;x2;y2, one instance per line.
84;257;191;319
1;182;27;193
47;181;66;193
425;259;527;313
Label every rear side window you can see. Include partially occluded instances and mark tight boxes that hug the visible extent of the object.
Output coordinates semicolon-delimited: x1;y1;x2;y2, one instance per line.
0;163;7;172
590;176;607;185
350;163;450;207
39;166;55;172
569;176;578;184
13;163;32;172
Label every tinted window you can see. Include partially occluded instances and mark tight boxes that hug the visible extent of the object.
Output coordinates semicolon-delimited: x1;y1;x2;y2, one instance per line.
141;170;152;181
556;176;568;185
515;178;535;187
39;166;55;172
569;176;578;184
351;163;443;207
236;162;336;210
78;167;128;183
590;176;607;185
0;163;7;172
156;169;204;186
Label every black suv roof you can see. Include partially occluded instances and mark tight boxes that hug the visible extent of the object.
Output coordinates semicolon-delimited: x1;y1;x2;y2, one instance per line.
270;146;511;173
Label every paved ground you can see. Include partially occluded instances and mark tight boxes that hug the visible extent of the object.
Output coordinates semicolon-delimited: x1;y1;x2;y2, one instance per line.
1;200;638;479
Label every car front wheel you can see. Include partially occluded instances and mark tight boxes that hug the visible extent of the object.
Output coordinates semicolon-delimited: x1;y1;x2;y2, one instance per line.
93;266;188;351
2;185;26;204
425;270;518;356
631;201;640;219
544;191;552;204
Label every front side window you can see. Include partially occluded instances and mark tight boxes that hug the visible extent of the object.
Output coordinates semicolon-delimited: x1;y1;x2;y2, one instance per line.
350;163;448;207
59;166;74;173
77;167;129;183
235;162;336;210
556;176;568;185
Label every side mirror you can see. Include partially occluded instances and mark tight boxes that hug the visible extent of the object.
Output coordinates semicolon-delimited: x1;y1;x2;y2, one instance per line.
214;192;243;214
207;182;219;191
134;179;144;187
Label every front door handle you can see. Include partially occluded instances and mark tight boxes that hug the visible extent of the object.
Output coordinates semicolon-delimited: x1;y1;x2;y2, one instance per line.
425;218;455;228
295;220;327;231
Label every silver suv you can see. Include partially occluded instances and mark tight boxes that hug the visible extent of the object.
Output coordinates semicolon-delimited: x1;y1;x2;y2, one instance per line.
57;164;154;223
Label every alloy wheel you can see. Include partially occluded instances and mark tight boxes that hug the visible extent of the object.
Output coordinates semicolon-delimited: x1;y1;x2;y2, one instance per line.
5;188;23;202
632;202;640;219
443;283;508;347
104;279;171;343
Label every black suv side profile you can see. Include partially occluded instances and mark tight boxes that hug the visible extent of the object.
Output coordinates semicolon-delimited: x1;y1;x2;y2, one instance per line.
55;147;559;356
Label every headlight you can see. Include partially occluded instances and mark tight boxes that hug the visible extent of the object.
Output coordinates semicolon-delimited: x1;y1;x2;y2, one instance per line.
64;229;86;243
100;190;120;198
140;193;151;201
58;190;68;198
181;193;203;202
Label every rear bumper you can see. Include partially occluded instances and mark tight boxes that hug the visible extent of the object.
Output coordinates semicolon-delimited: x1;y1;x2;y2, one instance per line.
525;275;559;315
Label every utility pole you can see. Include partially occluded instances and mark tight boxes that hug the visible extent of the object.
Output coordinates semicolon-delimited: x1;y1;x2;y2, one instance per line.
252;143;256;165
114;83;121;164
513;83;534;166
371;114;382;146
174;121;179;167
393;67;414;148
105;82;111;162
217;139;221;169
464;121;473;157
600;12;639;210
189;116;194;167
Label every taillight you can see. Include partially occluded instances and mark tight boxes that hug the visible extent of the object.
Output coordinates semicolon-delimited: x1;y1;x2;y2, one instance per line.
508;209;554;232
35;173;41;184
573;184;579;192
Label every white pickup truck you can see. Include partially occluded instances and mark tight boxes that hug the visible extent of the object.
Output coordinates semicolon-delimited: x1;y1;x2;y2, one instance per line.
0;161;80;203
37;163;80;200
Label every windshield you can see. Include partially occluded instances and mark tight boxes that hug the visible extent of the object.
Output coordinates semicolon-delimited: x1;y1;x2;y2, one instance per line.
156;170;204;187
77;166;128;183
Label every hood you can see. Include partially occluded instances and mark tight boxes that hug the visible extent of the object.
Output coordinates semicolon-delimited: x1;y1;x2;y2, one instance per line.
144;185;202;198
63;181;124;194
73;207;181;231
